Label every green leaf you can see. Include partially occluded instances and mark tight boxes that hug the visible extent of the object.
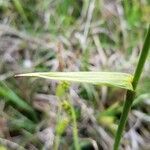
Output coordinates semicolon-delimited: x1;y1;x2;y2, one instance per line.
16;72;133;90
0;81;37;122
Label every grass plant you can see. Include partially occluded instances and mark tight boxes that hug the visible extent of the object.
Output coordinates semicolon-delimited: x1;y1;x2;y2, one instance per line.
16;24;150;149
113;24;150;150
0;0;149;149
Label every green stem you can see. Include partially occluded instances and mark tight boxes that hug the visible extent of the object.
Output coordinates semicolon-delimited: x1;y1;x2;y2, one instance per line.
113;24;150;150
113;91;135;150
54;103;62;150
70;104;80;150
54;135;60;150
132;25;150;89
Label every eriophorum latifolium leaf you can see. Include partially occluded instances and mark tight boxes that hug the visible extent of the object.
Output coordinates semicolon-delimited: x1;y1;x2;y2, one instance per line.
16;72;133;91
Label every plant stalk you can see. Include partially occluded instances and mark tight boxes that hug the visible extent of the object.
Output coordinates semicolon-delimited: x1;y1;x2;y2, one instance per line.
132;25;150;89
70;104;80;150
113;24;150;150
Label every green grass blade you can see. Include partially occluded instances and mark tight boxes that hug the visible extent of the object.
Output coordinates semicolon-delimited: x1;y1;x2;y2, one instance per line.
0;82;37;121
12;0;29;23
16;72;133;90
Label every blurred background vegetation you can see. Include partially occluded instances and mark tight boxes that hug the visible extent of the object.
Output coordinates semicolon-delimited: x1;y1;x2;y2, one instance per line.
0;0;150;150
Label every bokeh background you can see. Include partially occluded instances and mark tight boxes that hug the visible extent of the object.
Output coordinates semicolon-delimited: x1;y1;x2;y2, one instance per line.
0;0;150;150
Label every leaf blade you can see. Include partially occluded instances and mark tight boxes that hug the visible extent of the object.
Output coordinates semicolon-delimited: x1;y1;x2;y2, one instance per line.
16;72;133;90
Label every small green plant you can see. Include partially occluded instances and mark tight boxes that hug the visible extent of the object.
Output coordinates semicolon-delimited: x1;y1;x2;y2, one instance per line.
55;82;80;150
16;24;150;150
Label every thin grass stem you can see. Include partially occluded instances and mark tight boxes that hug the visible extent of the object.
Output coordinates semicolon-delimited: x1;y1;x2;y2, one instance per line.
132;25;150;89
54;102;62;150
70;104;80;150
113;24;150;150
113;91;135;150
